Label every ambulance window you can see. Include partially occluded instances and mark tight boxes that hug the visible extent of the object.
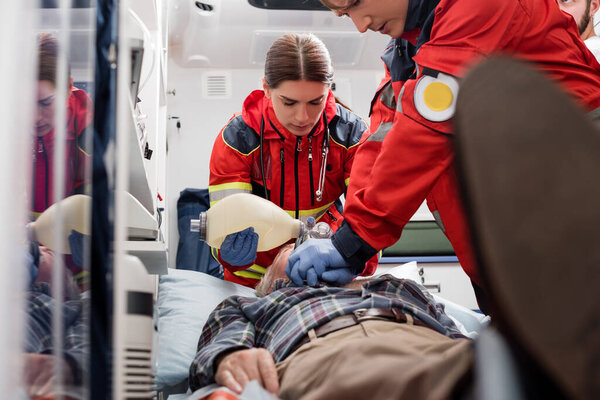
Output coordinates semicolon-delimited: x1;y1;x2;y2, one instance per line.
248;0;328;11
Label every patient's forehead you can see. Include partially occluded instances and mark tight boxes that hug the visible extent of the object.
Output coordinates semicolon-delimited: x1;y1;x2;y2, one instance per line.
271;244;294;278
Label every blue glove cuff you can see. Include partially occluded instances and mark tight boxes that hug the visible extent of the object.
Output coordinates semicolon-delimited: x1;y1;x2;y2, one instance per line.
331;222;377;275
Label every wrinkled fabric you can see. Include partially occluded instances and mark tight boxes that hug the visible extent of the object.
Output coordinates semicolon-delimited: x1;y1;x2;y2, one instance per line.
189;275;466;390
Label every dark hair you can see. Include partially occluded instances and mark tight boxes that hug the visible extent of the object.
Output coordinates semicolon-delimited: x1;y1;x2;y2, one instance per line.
37;32;71;86
319;0;349;10
38;33;58;85
579;0;593;35
264;33;334;89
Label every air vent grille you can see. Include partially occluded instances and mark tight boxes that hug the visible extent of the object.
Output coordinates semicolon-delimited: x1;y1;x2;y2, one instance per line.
202;72;232;99
195;1;214;12
122;347;154;398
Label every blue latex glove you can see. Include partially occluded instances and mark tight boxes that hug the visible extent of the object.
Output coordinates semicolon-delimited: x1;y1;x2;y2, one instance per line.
220;227;259;266
24;249;39;286
68;230;87;268
286;238;353;286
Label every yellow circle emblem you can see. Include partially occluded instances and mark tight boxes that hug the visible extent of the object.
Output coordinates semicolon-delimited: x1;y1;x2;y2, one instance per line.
414;72;459;122
423;82;453;112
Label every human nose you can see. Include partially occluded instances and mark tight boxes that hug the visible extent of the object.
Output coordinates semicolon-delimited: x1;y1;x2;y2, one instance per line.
35;104;44;122
296;104;310;123
349;13;372;33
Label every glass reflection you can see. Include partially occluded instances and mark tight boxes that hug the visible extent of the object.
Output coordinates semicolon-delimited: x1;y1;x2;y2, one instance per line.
32;32;93;219
23;1;96;398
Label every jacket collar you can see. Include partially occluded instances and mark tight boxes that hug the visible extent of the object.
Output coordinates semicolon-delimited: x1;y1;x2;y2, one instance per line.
241;89;338;140
380;0;440;84
401;0;441;45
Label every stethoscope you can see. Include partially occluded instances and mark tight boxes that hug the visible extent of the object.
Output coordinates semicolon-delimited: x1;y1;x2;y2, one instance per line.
259;110;330;203
31;113;80;211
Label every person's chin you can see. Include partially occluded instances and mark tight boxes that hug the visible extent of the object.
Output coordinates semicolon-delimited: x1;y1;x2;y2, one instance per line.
382;21;404;39
290;126;312;136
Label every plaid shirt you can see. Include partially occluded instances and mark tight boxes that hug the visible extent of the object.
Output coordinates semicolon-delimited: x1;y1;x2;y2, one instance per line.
189;275;467;390
26;283;87;386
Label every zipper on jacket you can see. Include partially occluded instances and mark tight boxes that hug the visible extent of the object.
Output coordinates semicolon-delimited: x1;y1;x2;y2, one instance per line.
294;136;301;219
326;210;338;222
39;137;49;210
308;135;315;206
279;143;285;208
31;145;37;211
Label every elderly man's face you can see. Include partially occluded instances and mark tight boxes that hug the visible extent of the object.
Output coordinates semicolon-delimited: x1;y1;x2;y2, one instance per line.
255;243;371;296
323;0;410;39
255;244;294;296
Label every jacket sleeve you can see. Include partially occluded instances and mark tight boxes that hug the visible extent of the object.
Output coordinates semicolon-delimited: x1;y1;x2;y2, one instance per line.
208;119;259;272
209;121;255;204
333;76;455;270
189;297;257;390
340;78;395;276
71;90;93;194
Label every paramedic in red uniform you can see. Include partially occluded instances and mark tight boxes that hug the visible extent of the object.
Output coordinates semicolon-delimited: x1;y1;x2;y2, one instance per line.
33;33;93;283
286;0;600;312
33;33;93;217
208;33;377;288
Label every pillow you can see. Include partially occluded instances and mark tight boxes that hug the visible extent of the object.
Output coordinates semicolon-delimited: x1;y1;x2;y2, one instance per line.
374;260;422;282
156;269;256;388
379;262;489;336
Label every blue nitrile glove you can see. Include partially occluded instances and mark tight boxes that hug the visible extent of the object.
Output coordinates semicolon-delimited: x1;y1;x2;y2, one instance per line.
24;248;39;286
220;227;259;266
68;230;87;268
286;238;353;287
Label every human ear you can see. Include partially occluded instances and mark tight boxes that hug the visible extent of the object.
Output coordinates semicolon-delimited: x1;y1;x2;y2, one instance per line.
590;0;600;16
262;77;271;99
68;76;74;97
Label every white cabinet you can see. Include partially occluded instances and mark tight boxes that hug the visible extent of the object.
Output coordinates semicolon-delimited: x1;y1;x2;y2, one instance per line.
115;0;169;275
418;262;479;310
376;261;479;310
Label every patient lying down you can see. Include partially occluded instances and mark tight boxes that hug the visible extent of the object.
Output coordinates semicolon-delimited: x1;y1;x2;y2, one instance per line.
189;244;472;400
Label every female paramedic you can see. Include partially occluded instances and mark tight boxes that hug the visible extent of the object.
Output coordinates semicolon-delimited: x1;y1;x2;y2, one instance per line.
32;33;93;284
208;33;377;288
33;32;93;218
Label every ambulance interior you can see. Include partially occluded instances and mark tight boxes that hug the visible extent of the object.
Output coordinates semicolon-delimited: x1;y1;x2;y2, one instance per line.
1;0;598;398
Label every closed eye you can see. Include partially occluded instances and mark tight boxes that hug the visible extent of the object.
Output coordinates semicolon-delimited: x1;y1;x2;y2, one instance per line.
339;0;360;15
38;96;55;108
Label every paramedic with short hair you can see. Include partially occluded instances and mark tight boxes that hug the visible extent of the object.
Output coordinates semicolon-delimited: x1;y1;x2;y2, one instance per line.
286;0;600;313
208;33;377;288
557;0;600;62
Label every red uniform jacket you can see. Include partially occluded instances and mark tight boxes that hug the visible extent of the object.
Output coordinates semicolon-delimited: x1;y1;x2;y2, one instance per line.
334;0;600;286
32;87;93;216
209;89;376;287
